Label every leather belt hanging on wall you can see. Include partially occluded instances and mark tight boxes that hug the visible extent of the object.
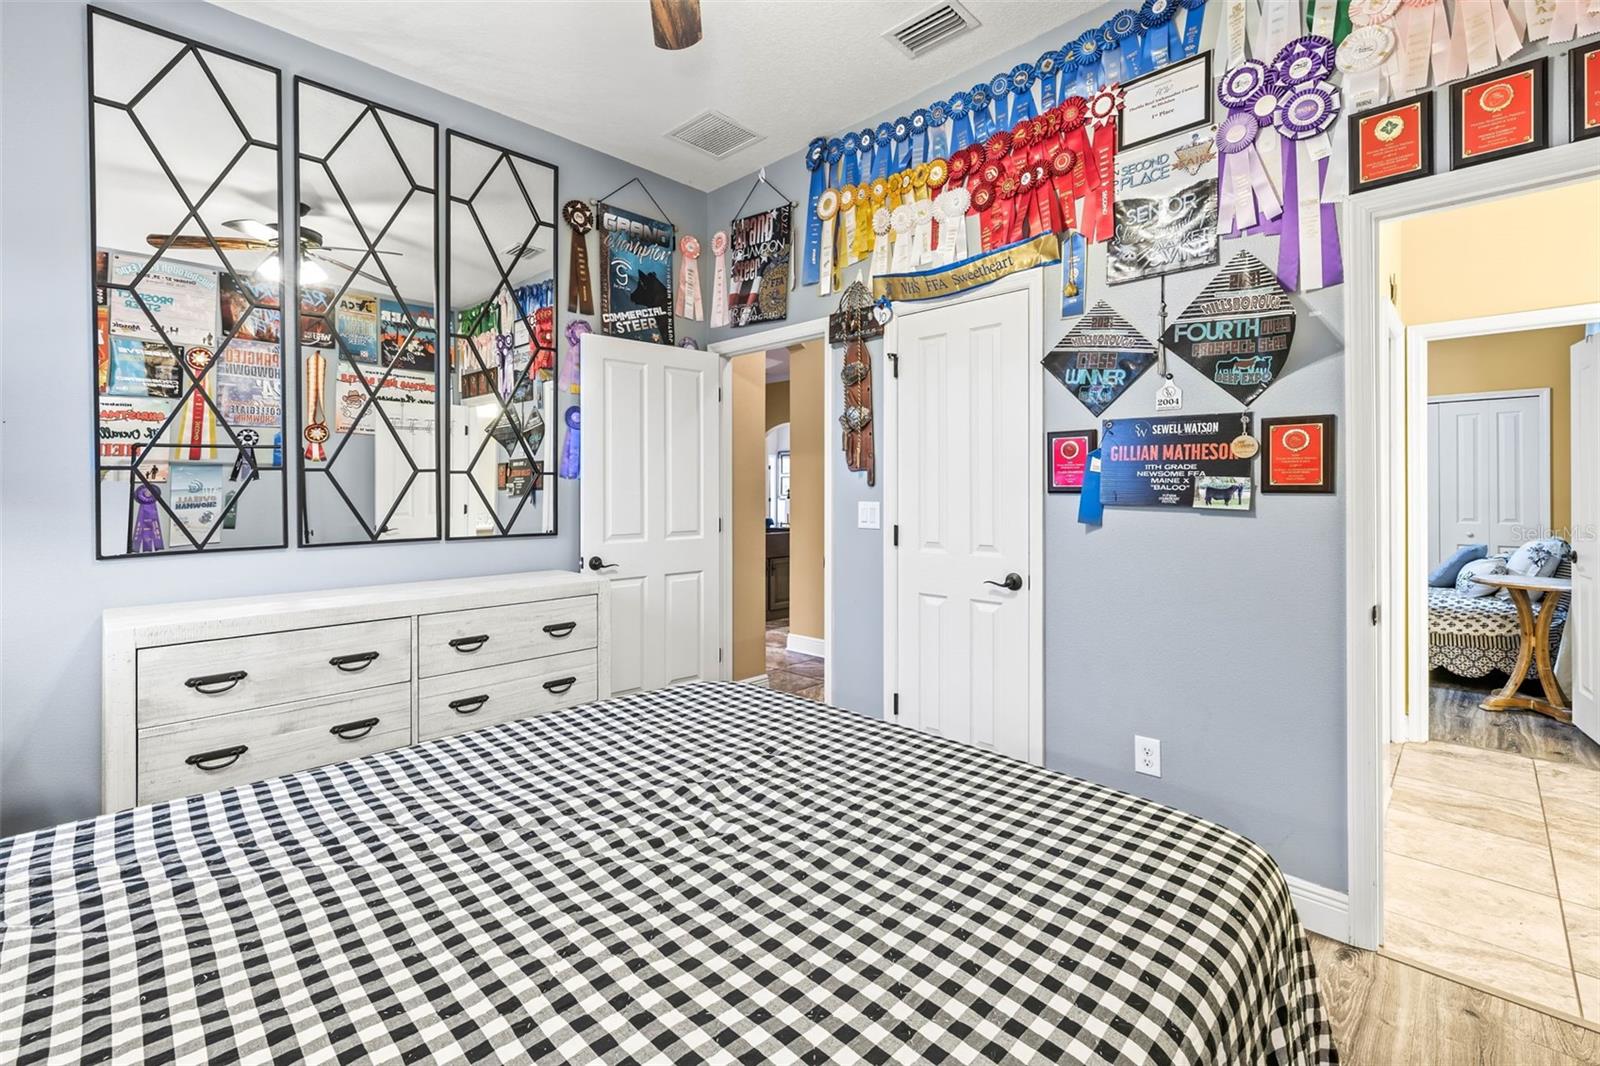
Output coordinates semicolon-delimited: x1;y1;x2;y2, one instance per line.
840;338;875;487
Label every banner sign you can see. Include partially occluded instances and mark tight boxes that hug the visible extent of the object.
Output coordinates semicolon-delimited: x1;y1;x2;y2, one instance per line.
335;292;381;363
378;300;438;374
599;201;676;344
1099;413;1256;510
1041;300;1158;417
871;232;1060;302
1162;250;1296;405
1108;126;1220;284
728;205;792;326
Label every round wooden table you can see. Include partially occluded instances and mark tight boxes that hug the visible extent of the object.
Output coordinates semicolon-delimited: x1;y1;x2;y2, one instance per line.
1473;573;1573;722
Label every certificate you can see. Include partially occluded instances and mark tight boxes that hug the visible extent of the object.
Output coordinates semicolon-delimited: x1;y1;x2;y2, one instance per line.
1118;52;1213;152
1450;57;1548;169
1348;93;1433;195
1046;430;1097;493
1261;415;1336;494
1571;41;1600;143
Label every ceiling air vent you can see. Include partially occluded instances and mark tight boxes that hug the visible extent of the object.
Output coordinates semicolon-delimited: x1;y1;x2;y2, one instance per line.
668;110;764;159
885;1;980;59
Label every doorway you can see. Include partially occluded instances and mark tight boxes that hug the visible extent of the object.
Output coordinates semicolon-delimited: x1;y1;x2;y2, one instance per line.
727;340;827;700
1352;169;1600;1020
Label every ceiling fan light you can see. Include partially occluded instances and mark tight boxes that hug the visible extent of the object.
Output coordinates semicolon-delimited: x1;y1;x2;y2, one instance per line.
254;255;283;283
299;257;329;285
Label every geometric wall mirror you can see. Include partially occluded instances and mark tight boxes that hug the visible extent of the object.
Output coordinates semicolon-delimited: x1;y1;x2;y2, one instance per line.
294;78;441;546
91;10;287;557
445;131;559;538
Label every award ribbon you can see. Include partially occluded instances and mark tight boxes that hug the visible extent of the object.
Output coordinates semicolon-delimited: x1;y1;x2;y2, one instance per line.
872;123;893;180
1008;63;1038;125
857;128;877;184
1336;23;1396;109
838;185;859;271
889;203;916;271
801;138;827;286
676;235;703;321
910;109;930;166
816;191;840;297
1273;76;1344;292
1139;0;1183;68
871;206;893;278
1180;0;1209;57
1390;0;1450;91
132;483;164;553
1083;86;1122;244
1072;31;1106;94
303;351;328;462
987;73;1013;136
970;83;996;140
927;101;950;162
841;132;862;187
948;91;974;152
709;231;730;327
853;183;875;264
562;199;596;315
563;319;590;395
1037;50;1064;109
891;116;913;174
935;186;971;265
230;429;259;483
559;406;581;480
184;345;212;460
1451;0;1524;76
1108;9;1146;77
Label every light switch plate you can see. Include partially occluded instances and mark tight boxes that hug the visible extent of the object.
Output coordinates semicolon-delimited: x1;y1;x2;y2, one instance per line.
857;501;881;529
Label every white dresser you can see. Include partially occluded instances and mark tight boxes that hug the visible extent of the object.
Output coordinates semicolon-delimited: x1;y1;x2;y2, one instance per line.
102;570;610;813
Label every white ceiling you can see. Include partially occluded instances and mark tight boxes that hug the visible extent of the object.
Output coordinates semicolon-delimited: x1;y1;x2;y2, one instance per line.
213;0;1091;190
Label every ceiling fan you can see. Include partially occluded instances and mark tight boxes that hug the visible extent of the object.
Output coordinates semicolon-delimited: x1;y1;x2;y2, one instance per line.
144;202;398;287
650;0;702;49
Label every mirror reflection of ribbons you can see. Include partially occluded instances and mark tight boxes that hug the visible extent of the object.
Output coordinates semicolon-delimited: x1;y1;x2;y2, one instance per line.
303;350;328;461
872;122;894;179
1179;0;1208;58
1139;0;1182;69
132;483;165;553
801;138;827;286
1008;63;1038;126
947;91;974;151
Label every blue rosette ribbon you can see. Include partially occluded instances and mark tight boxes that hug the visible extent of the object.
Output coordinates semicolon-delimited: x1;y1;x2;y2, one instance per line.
909;108;930;166
872;122;893;180
926;100;950;161
801;136;826;286
890;115;913;173
1179;0;1207;58
1138;0;1182;70
1036;50;1064;110
1007;63;1037;125
841;131;862;186
969;82;995;141
1107;8;1144;78
947;90;973;151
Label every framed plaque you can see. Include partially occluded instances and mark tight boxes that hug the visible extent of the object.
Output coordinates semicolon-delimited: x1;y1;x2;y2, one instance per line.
1449;57;1547;169
1118;52;1213;152
1348;92;1433;194
1046;429;1097;493
1261;415;1336;494
1571;40;1600;143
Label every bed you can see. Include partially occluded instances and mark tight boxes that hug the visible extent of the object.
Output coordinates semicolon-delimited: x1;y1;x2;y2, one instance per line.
0;684;1335;1064
1429;558;1572;678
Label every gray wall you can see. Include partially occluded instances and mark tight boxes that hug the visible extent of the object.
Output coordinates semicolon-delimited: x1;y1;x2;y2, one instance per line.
0;0;709;834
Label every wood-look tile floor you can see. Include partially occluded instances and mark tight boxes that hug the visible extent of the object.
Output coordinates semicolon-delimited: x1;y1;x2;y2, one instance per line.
1383;676;1600;1025
765;624;823;701
1311;933;1600;1064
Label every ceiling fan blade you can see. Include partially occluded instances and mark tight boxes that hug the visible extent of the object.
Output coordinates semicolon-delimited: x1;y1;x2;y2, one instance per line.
650;0;702;50
309;251;390;288
318;244;403;256
222;218;278;241
147;234;273;251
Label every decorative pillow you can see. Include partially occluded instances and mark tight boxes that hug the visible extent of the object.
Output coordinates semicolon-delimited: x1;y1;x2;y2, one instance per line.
1429;544;1488;588
1503;537;1571;601
1456;555;1510;598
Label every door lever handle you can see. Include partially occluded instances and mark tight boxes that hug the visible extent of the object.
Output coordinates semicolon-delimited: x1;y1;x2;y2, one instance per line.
984;573;1023;592
587;556;618;572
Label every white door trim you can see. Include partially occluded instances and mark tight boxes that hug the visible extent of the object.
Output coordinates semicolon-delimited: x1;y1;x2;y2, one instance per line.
709;317;834;702
1413;381;1559;743
882;271;1046;764
1345;140;1600;950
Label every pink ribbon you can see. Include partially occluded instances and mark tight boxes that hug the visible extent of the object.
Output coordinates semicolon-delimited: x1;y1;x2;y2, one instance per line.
708;231;729;329
676;235;704;321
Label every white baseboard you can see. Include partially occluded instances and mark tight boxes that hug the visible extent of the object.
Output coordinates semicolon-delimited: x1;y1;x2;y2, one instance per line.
786;633;826;658
740;674;770;688
1287;875;1350;942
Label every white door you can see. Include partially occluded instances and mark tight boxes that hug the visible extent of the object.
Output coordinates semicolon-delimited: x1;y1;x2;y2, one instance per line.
581;334;721;696
375;414;437;539
890;286;1037;761
1428;392;1548;563
1570;336;1598;741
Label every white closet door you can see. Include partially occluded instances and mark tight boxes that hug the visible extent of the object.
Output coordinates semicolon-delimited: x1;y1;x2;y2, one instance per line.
580;333;721;696
1569;336;1598;742
1429;392;1548;562
893;288;1033;760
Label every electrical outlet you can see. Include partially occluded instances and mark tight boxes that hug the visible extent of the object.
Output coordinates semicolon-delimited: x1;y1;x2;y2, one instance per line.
1134;736;1161;777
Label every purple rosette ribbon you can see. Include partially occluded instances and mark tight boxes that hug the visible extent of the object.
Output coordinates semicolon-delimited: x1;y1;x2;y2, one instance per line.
559;405;581;480
1271;35;1336;89
1272;80;1343;292
1215;110;1283;234
1217;59;1272;110
563;318;591;393
132;483;164;553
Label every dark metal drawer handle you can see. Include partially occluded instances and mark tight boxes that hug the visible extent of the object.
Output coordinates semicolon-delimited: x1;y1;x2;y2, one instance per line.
185;745;247;771
329;651;380;672
542;621;578;638
329;717;380;740
542;676;578;695
449;694;490;714
184;670;247;695
449;635;490;653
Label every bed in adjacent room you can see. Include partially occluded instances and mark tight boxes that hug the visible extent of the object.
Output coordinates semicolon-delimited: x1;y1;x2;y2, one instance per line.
0;684;1335;1064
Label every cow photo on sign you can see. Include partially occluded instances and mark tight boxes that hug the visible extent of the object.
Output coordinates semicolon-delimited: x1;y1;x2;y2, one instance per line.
1099;414;1255;511
1041;301;1158;417
1162;250;1296;406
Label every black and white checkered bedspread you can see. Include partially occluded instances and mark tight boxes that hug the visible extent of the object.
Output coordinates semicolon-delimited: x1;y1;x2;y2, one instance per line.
1;683;1335;1064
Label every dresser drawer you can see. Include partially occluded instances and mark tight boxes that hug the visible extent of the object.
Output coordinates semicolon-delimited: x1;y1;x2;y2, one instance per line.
417;595;597;678
137;683;412;805
417;649;597;742
137;619;412;728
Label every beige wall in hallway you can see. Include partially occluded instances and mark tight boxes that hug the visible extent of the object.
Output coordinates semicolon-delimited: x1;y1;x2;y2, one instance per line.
1429;326;1583;537
766;380;790;432
788;340;825;643
730;353;767;680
